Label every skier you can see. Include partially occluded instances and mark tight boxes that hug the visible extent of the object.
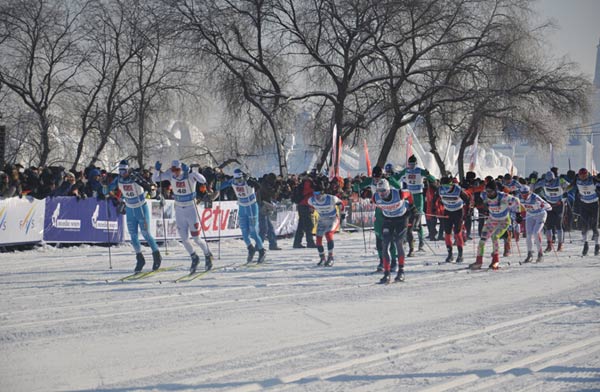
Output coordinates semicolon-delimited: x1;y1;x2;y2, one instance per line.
393;155;436;252
518;185;552;263
357;166;401;271
438;176;470;263
220;168;266;263
372;179;410;284
106;160;162;273
307;181;343;266
469;180;521;270
572;168;600;256
153;160;213;273
534;170;569;252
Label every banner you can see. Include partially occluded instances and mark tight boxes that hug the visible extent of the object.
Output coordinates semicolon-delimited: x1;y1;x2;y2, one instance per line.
330;124;338;180
343;199;376;230
0;196;45;245
43;197;122;243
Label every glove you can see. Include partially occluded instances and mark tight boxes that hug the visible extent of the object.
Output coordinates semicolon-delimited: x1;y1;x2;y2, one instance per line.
515;213;523;224
154;161;162;171
181;163;189;175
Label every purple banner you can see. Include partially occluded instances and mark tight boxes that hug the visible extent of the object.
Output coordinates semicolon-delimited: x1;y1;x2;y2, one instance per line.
43;197;123;243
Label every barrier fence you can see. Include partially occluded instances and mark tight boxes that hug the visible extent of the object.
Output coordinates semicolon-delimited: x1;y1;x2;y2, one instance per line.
0;196;376;247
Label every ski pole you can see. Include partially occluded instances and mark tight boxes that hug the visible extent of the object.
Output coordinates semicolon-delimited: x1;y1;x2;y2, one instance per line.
105;196;113;270
157;174;169;256
360;202;367;254
186;176;212;255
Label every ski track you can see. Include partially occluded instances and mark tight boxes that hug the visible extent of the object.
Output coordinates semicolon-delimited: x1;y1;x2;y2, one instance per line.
1;233;599;392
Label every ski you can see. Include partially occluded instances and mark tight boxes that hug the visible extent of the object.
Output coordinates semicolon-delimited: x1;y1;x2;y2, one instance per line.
119;266;178;282
174;263;236;283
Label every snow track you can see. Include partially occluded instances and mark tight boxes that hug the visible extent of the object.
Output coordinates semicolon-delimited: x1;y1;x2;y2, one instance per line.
1;233;599;391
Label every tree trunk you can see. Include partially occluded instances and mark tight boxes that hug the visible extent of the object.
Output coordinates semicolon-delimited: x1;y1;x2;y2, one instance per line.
424;114;447;176
39;114;51;166
376;116;402;168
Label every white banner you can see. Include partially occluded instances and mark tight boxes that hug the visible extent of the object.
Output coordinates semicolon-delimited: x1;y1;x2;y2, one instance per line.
0;196;46;245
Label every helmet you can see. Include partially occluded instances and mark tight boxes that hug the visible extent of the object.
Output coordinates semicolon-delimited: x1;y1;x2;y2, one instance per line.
375;179;390;195
545;171;554;181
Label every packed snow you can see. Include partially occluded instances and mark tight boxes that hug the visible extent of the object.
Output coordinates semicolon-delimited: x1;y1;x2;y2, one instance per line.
1;231;599;392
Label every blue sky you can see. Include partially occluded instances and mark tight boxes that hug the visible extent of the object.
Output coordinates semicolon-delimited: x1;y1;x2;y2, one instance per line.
534;0;600;79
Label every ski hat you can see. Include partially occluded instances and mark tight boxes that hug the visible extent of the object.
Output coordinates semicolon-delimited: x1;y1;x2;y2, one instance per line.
171;160;181;169
520;185;530;194
372;166;383;177
384;163;394;173
375;178;390;194
89;168;101;178
64;171;75;179
545;171;554;181
408;155;417;163
485;180;497;191
578;168;588;177
118;160;129;171
233;168;244;179
440;176;452;185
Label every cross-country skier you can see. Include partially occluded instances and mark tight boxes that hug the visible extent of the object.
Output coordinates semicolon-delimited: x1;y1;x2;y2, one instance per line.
220;169;266;263
106;160;162;273
357;166;401;271
438;176;470;263
572;168;600;256
153;160;213;273
393;155;436;252
518;185;552;263
534;170;569;252
469;180;521;270
372;179;410;284
307;181;343;266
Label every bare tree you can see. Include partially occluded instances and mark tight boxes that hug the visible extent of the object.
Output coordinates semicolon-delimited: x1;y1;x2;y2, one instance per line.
165;0;292;176
0;0;88;166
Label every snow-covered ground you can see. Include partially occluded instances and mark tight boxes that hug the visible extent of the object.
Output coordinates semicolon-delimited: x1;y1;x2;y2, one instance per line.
1;231;599;392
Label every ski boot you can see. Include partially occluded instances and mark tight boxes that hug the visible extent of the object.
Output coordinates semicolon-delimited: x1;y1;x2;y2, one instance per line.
582;242;589;256
152;250;162;271
536;252;544;263
247;244;256;263
456;248;463;263
418;239;425;252
379;271;391;284
190;253;200;273
522;251;533;264
325;254;334;267
595;244;600;256
557;242;563;252
257;248;266;264
489;254;500;270
376;260;384;272
469;256;483;270
394;268;405;282
407;242;415;257
205;253;213;271
503;241;511;257
390;258;398;272
318;254;326;267
134;252;145;273
544;241;552;253
445;247;454;263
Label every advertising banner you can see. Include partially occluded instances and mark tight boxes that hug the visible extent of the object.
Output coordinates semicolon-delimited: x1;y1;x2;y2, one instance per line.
343;199;376;230
43;197;122;243
0;196;45;245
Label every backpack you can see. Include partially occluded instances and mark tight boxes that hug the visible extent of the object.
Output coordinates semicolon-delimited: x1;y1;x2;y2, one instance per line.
291;183;304;204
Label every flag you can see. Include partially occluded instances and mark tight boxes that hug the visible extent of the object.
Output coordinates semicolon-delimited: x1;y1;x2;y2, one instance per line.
549;143;555;168
364;139;372;176
510;143;516;177
336;136;342;178
329;125;338;180
405;129;413;166
468;135;478;172
592;159;597;176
